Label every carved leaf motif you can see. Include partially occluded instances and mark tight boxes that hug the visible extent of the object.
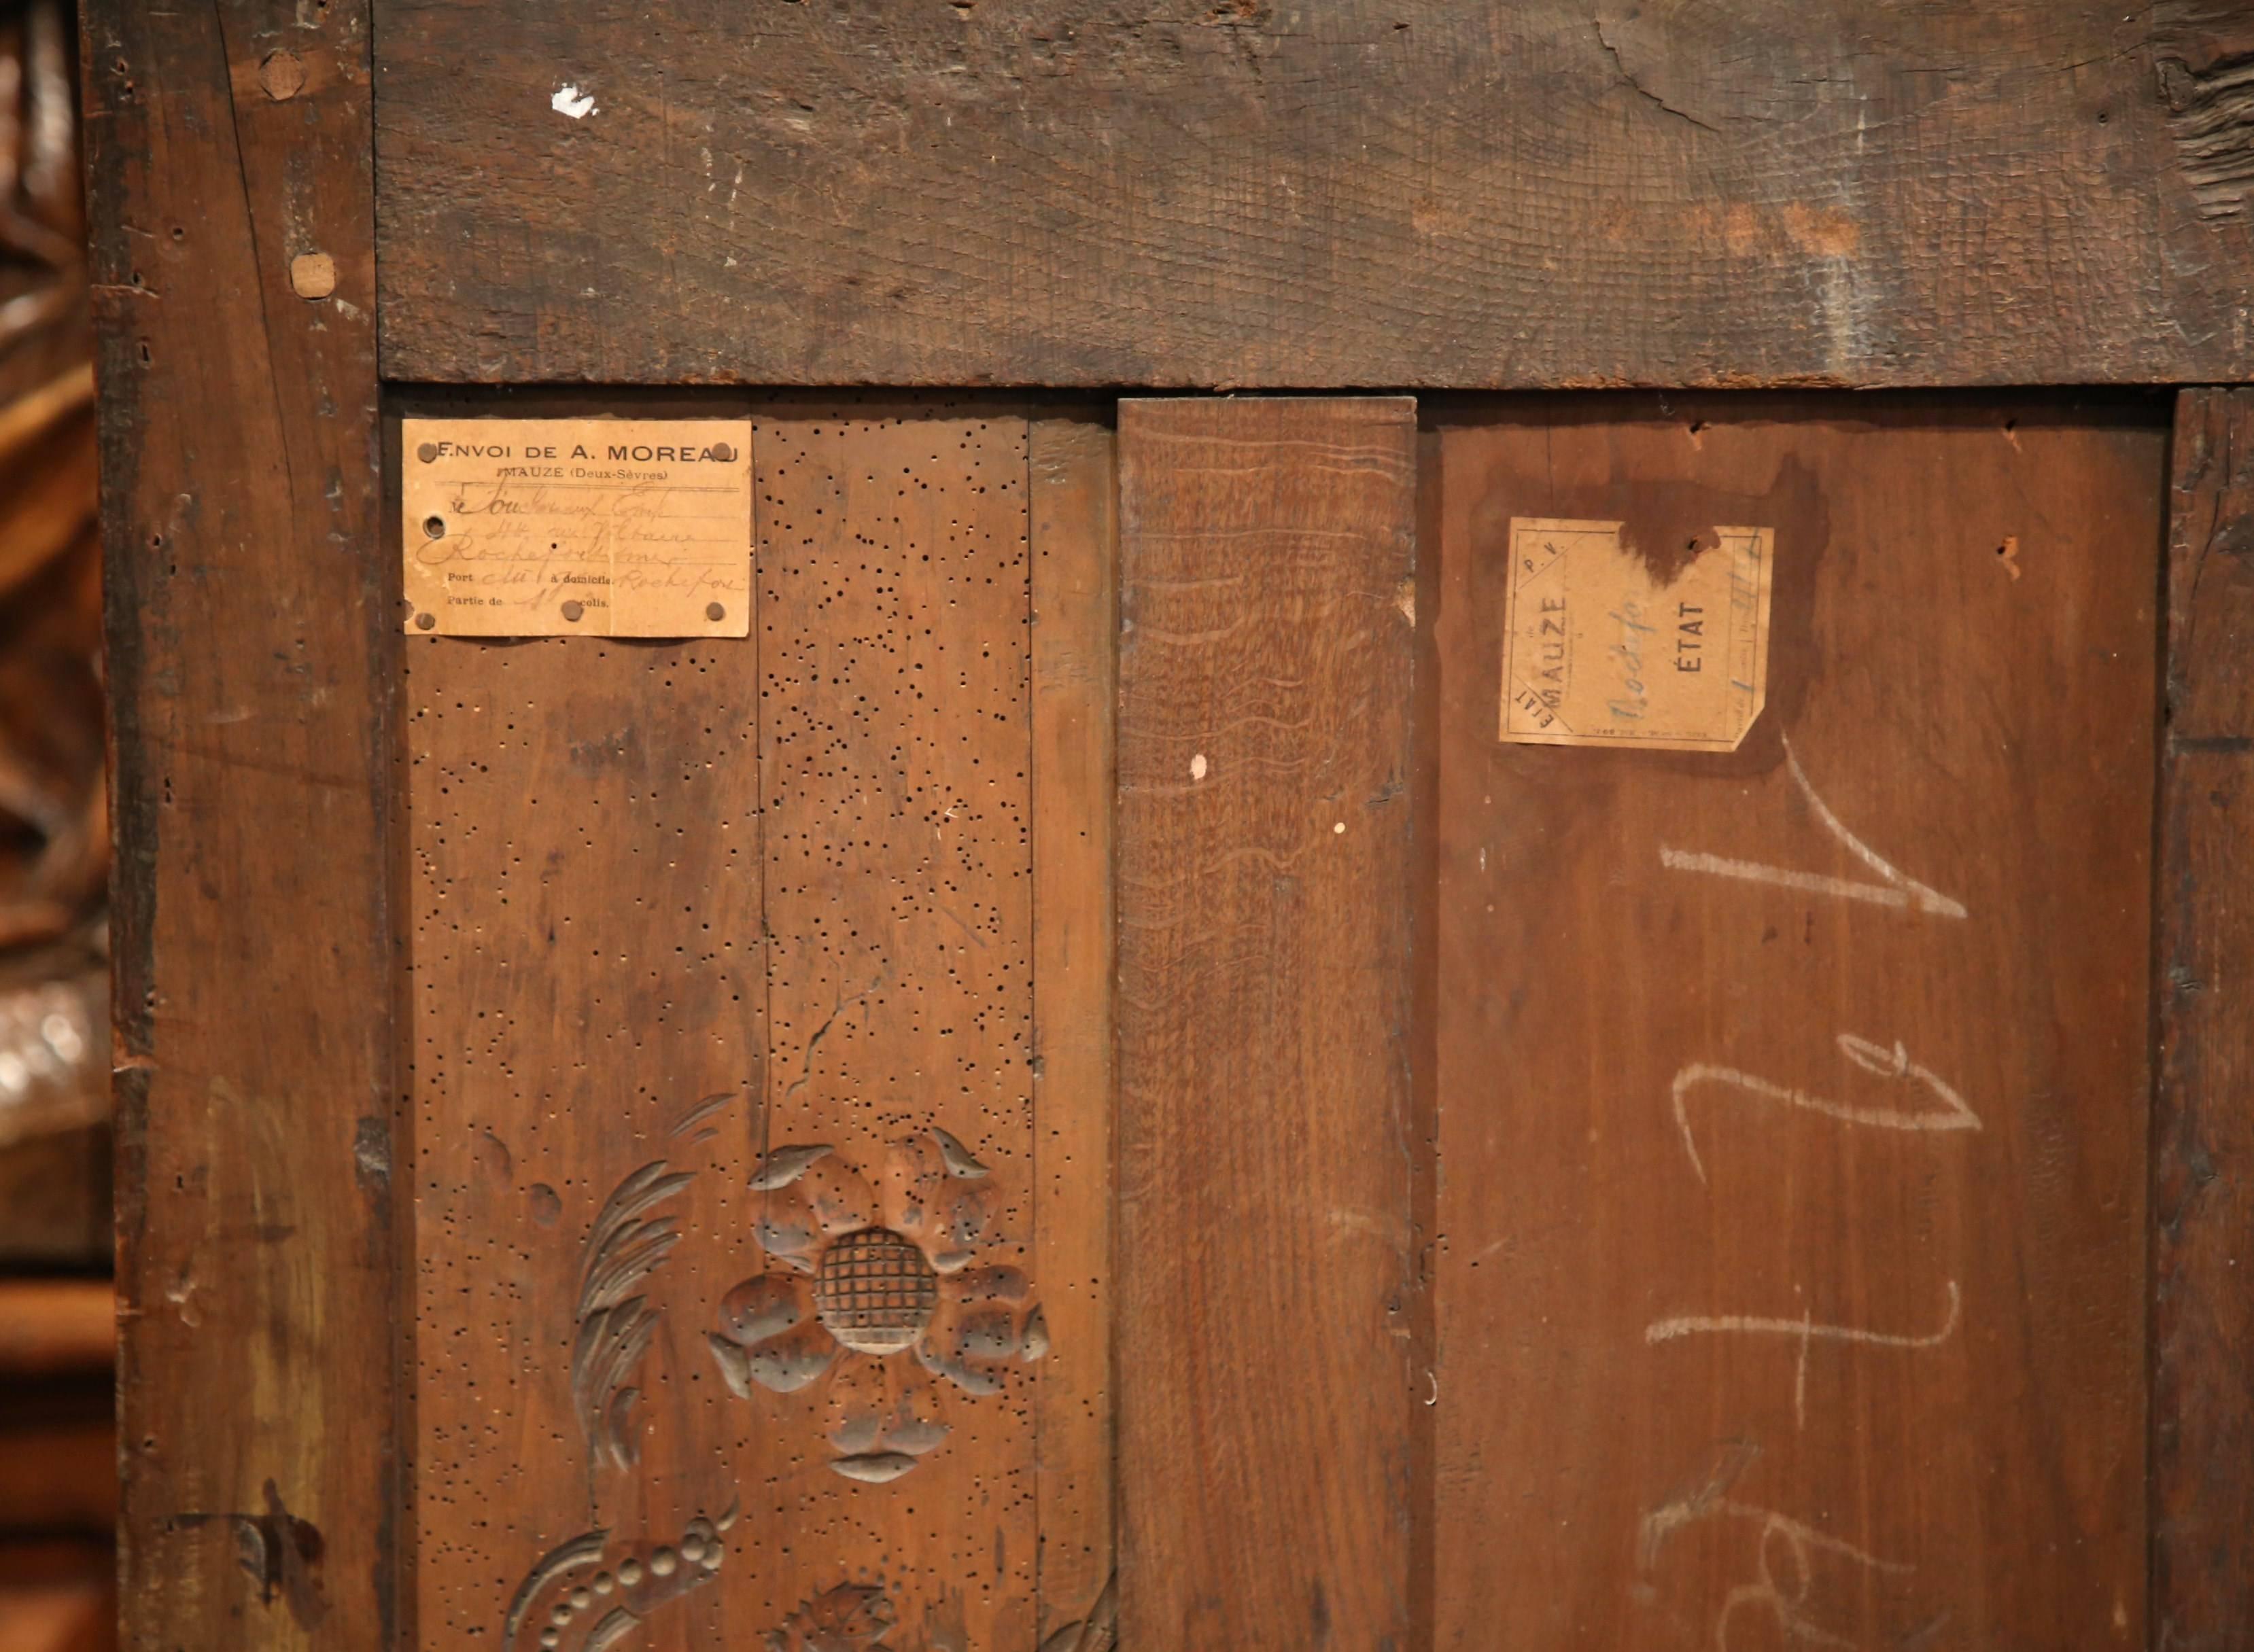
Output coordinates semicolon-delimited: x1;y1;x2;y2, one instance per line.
707;1332;756;1399
1039;1575;1117;1652
500;1505;737;1651
916;1265;1041;1394
829;1451;919;1484
825;1355;950;1467
670;1090;737;1137
750;1142;835;1190
502;1530;609;1648
929;1126;989;1179
881;1133;998;1266
578;1161;693;1316
582;1609;641;1652
570;1161;693;1470
572;1297;661;1470
765;1582;897;1651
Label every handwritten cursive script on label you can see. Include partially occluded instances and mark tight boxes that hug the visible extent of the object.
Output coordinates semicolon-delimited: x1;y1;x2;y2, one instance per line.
402;417;752;637
1499;516;1773;751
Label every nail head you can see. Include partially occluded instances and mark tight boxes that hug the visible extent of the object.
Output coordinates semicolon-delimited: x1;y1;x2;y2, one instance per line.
260;50;307;101
290;252;336;300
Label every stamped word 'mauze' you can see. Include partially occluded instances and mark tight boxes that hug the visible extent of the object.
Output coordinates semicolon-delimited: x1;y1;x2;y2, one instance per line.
1499;516;1774;751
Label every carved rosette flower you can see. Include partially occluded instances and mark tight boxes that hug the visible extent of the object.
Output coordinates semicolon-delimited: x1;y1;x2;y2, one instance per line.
709;1129;1050;1482
763;1583;897;1651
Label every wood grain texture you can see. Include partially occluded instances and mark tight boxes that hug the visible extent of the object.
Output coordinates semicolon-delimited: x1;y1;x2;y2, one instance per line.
406;616;767;1649
1027;413;1117;1641
408;399;1088;1652
1430;396;2165;1649
2154;385;2254;1652
372;1;2254;391
1115;397;1419;1651
85;1;398;1647
744;400;1041;1650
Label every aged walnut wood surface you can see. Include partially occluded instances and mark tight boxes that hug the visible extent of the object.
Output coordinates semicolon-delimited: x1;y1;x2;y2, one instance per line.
373;1;2254;390
86;1;399;1648
1115;398;1420;1651
2154;385;2254;1652
1429;396;2166;1648
406;397;1111;1651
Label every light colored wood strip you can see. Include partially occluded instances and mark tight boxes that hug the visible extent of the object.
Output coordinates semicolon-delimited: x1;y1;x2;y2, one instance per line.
1115;396;1420;1651
1028;413;1119;1640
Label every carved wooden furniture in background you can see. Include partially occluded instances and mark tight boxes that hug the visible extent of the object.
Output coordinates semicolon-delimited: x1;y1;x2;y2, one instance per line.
0;5;113;1651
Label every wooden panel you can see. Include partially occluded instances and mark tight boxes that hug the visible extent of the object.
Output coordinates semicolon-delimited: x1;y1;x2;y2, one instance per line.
2154;385;2254;1652
1028;413;1117;1643
1431;398;2163;1648
406;620;767;1648
1115;397;1419;1649
85;1;399;1647
744;400;1043;1649
372;2;2254;390
410;399;1109;1651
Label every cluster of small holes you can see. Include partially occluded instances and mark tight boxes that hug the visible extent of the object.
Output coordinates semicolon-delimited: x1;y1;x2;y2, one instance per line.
406;400;1040;1642
744;408;1036;1628
407;611;763;1638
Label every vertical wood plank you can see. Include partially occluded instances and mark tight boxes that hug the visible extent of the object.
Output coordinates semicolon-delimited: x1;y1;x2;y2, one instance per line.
1431;398;2162;1649
407;625;767;1651
85;2;398;1647
1115;396;1419;1651
1028;415;1118;1642
408;399;1103;1652
2155;385;2254;1652
742;402;1043;1649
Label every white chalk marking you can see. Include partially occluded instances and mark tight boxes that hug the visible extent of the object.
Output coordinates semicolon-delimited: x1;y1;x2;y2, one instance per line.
1647;1279;1961;1428
1659;733;1967;919
1190;753;1209;781
1642;1442;1907;1568
1642;1440;1915;1647
552;83;597;119
1671;1034;1981;1183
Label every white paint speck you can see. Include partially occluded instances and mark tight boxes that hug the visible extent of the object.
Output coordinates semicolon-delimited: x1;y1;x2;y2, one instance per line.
1334;821;1347;834
552;83;597;119
1190;754;1208;781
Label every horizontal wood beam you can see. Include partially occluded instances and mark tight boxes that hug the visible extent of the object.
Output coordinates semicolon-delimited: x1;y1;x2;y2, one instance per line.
375;0;2253;389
